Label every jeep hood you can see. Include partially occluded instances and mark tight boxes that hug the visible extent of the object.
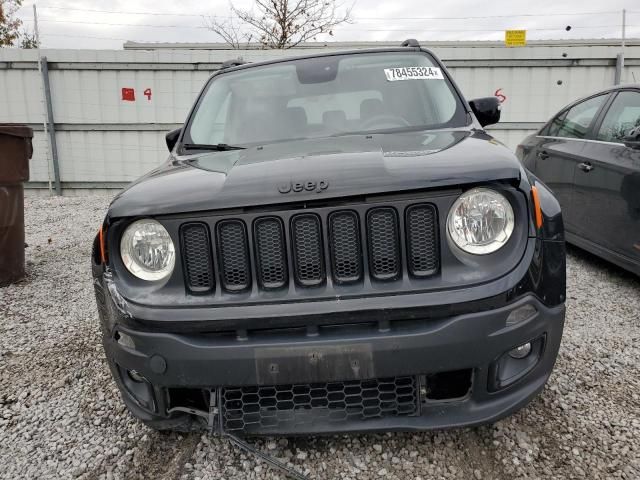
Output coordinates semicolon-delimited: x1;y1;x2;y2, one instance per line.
109;129;523;218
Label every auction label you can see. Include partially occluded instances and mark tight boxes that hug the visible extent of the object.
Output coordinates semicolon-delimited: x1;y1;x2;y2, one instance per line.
384;67;443;81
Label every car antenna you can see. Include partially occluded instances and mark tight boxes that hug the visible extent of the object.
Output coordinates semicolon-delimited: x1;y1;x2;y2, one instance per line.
220;58;247;70
401;38;420;47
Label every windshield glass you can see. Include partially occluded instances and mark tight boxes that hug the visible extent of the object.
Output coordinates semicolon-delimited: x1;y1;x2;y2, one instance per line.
185;52;468;147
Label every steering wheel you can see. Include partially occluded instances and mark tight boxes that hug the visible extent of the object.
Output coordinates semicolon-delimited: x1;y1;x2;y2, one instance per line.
360;114;411;130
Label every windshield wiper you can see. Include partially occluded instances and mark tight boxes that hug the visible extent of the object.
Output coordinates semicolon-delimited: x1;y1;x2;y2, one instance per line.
181;143;246;152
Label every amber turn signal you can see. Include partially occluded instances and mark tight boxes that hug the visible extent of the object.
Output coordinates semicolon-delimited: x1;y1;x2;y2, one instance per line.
530;186;543;229
98;225;108;264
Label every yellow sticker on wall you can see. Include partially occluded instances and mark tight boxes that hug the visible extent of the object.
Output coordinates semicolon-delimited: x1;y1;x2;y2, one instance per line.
505;30;526;47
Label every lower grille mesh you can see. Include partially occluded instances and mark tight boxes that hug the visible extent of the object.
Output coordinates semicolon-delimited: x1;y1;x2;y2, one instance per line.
221;376;418;433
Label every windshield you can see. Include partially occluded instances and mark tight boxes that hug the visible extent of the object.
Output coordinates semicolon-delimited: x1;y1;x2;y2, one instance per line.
184;52;468;147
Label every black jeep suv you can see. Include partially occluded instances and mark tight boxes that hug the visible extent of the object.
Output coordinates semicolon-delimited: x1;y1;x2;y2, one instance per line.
92;41;566;435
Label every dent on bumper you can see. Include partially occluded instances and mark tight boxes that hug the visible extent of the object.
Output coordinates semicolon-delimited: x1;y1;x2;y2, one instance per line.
101;293;565;433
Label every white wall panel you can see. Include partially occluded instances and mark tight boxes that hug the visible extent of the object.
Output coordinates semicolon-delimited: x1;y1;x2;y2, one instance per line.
449;65;619;122
54;131;168;182
29;132;52;183
0;70;44;123
47;70;210;124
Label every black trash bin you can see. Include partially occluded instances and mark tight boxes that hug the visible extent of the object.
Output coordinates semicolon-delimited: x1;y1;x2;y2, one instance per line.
0;124;33;286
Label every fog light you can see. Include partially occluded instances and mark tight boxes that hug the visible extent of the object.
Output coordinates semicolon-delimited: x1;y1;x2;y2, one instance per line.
117;364;156;412
509;342;532;359
489;335;546;392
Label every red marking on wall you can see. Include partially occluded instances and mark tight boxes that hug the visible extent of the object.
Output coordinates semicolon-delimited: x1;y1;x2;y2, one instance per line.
121;88;135;102
494;88;507;103
143;88;152;101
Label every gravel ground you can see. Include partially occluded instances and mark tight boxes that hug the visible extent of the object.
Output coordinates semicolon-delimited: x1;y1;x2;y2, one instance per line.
1;195;639;480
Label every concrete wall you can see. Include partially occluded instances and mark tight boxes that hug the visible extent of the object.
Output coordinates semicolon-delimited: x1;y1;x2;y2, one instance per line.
1;39;639;194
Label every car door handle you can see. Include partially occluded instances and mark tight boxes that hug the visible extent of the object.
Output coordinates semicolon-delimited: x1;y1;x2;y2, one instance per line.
578;162;594;172
537;150;549;160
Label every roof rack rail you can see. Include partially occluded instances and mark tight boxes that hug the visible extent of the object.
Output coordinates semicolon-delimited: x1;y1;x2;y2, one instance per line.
220;59;246;69
401;39;420;47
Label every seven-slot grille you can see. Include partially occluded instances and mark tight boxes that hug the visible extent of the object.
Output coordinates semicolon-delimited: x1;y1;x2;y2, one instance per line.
180;203;439;294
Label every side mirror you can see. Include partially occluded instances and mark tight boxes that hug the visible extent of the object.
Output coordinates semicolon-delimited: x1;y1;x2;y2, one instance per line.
623;126;640;150
166;128;181;152
469;97;501;127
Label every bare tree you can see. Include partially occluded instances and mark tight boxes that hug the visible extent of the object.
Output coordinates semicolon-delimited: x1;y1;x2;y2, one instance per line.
204;16;253;50
206;0;353;49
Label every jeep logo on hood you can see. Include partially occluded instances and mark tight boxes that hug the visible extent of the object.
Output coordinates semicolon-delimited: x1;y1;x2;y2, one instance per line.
278;179;329;194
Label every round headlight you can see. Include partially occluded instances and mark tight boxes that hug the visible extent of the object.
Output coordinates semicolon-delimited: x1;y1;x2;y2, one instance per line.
120;219;175;281
447;188;515;255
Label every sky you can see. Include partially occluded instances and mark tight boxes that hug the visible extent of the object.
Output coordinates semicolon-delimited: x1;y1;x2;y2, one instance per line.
13;0;640;49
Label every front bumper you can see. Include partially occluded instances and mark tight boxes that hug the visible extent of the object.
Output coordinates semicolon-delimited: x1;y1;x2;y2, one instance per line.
99;289;565;434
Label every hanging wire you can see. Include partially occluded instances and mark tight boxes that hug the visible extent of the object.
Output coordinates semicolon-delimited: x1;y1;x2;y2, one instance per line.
33;4;622;20
25;18;626;33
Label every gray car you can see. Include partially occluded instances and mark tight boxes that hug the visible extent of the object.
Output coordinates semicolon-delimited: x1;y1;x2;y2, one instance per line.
518;85;640;276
